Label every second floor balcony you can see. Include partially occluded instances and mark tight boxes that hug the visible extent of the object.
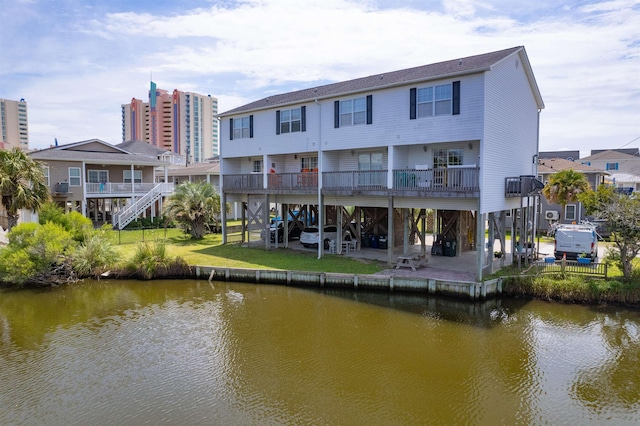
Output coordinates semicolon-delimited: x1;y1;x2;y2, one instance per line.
223;166;480;197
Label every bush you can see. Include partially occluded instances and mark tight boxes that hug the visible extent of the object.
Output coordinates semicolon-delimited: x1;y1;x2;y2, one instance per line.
117;240;191;280
72;229;120;278
0;222;76;286
38;203;93;242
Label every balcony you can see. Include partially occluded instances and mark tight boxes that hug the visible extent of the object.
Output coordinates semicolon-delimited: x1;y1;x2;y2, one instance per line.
85;182;175;197
222;167;480;197
505;175;544;197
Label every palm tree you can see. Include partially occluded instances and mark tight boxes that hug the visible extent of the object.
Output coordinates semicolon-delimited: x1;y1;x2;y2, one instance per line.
0;148;50;230
163;181;220;239
542;169;591;214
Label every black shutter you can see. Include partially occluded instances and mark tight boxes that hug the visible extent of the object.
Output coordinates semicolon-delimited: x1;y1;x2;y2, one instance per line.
366;95;372;124
409;88;416;120
334;100;340;128
452;81;460;115
229;118;234;140
301;106;306;132
249;115;253;138
276;110;281;135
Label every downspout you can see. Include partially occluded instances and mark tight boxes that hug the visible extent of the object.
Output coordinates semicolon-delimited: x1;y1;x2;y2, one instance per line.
316;99;322;259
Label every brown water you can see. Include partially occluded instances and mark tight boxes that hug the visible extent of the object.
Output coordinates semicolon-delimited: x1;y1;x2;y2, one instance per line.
0;279;638;425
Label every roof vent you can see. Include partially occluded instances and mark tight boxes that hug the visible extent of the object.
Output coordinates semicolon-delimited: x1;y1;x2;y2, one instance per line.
380;74;384;79
458;60;462;65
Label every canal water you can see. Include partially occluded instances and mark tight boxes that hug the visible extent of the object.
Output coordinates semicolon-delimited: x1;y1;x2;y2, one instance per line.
1;279;638;425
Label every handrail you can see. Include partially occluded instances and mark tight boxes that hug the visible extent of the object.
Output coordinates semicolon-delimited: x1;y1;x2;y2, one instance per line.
112;183;166;229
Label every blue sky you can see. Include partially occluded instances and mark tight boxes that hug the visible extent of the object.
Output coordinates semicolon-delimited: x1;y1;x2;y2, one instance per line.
1;0;638;156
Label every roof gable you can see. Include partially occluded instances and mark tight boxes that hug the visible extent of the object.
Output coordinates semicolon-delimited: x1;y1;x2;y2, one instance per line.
220;46;543;116
29;139;168;166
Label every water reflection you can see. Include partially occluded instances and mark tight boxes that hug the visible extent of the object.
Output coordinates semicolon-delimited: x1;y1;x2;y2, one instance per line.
0;280;638;425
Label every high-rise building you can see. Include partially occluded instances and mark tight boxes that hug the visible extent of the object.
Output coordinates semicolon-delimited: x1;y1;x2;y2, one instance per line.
0;98;29;150
121;83;218;162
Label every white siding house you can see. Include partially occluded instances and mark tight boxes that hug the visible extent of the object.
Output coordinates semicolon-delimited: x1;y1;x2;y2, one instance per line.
219;46;544;280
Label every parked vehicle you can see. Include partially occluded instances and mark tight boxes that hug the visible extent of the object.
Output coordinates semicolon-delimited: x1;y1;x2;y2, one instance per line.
554;224;599;260
300;225;351;249
261;219;302;243
270;220;302;243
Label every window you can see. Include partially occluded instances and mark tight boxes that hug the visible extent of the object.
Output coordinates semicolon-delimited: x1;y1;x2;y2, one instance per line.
230;115;253;140
123;170;142;184
334;95;372;128
565;204;576;221
417;84;452;117
253;160;263;173
358;152;384;186
605;162;618;171
410;81;460;119
69;167;81;187
340;97;366;126
43;166;50;187
433;149;463;168
301;156;317;171
277;107;306;134
88;170;108;183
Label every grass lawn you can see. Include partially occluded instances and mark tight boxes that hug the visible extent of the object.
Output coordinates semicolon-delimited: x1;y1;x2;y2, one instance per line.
112;230;387;275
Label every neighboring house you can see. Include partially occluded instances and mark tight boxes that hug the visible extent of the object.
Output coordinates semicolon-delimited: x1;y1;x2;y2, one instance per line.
28;139;173;229
117;139;182;165
218;46;545;280
606;172;640;193
155;158;220;191
537;157;609;229
580;149;640;177
539;150;580;161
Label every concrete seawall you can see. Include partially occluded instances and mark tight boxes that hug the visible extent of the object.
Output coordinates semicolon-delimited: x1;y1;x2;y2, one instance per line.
194;266;502;300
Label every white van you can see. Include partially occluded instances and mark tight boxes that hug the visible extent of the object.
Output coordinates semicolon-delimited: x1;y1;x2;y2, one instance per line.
553;224;599;260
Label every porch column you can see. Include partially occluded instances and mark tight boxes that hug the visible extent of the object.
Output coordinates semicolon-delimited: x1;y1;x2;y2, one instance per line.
403;208;410;255
476;209;485;282
487;212;495;274
387;196;394;265
387;146;395;189
337;205;343;254
221;193;227;244
264;194;270;250
499;210;506;267
81;161;87;217
241;202;247;243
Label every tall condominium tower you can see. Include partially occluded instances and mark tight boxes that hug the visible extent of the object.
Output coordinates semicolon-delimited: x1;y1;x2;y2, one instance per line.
121;82;219;162
0;98;29;150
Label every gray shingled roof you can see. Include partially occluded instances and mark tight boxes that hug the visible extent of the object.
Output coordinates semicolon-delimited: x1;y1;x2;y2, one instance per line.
117;140;171;158
220;46;541;116
29;139;168;166
538;158;608;174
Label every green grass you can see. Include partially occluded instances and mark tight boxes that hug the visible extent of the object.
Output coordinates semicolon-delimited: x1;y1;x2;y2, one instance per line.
112;231;386;275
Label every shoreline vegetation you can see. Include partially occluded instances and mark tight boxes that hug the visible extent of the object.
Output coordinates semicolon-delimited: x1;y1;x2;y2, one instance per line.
1;227;639;307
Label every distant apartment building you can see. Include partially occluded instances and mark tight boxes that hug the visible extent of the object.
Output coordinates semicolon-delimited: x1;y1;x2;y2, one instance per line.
121;82;219;162
0;98;29;150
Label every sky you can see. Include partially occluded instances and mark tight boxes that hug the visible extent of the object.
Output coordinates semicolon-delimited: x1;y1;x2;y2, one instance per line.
0;0;639;157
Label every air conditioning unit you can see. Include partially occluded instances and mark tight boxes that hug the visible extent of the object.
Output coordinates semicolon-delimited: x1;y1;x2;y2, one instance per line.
545;210;559;221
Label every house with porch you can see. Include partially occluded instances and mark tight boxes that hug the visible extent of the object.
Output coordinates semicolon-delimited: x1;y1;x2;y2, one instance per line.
28;139;173;229
219;46;545;280
536;157;609;231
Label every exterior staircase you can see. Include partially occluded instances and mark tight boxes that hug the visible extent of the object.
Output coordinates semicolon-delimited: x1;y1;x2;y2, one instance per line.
112;183;166;230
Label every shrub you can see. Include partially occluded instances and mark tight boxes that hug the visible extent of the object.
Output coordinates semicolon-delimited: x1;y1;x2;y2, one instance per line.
38;203;93;242
0;222;76;286
72;230;120;278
